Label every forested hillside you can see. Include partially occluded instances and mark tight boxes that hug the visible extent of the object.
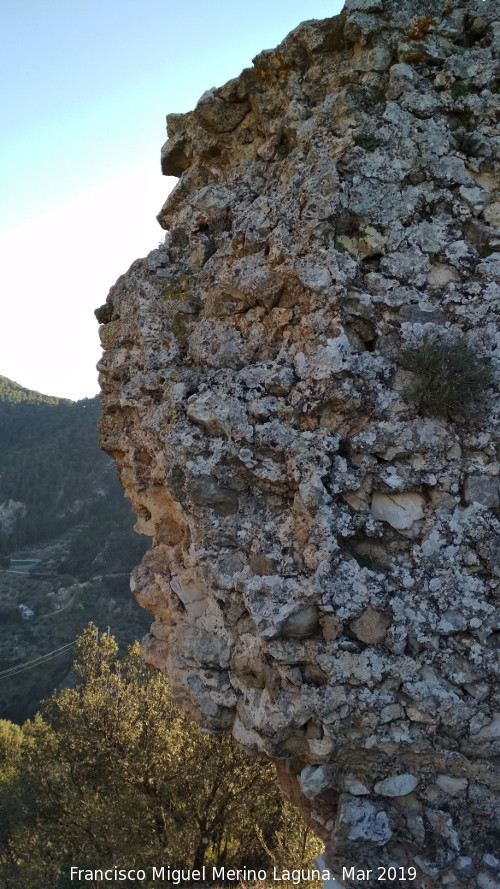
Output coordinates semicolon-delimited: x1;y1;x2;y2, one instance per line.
0;377;124;554
0;377;150;722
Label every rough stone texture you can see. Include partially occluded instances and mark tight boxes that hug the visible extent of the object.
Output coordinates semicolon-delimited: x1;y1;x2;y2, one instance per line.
96;0;500;886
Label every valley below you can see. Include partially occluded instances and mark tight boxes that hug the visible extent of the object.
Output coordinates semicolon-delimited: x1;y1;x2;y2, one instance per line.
0;376;150;722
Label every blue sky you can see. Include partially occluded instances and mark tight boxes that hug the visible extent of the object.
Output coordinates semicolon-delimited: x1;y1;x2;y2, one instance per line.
1;0;343;399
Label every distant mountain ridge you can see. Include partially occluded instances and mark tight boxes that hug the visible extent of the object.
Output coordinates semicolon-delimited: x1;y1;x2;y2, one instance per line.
0;375;70;406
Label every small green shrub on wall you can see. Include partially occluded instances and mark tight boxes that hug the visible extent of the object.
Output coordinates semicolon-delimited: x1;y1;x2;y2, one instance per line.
450;82;468;100
453;128;483;157
401;333;493;419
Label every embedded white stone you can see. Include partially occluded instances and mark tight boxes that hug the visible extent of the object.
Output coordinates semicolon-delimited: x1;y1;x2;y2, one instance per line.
300;765;333;799
436;775;468;795
371;492;425;529
374;774;418;797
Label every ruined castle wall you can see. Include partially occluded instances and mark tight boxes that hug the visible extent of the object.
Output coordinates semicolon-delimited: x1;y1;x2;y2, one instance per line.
96;1;500;884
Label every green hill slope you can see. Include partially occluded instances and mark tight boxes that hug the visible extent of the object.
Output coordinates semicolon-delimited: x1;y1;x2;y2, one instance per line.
0;377;150;722
0;379;107;552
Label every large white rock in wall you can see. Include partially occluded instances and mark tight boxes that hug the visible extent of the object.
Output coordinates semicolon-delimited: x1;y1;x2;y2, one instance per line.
371;492;425;530
96;0;500;885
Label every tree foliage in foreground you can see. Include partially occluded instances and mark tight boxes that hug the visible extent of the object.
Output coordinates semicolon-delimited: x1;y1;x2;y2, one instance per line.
0;626;321;888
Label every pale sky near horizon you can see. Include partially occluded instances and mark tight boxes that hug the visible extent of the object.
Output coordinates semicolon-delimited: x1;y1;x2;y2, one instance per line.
1;0;344;401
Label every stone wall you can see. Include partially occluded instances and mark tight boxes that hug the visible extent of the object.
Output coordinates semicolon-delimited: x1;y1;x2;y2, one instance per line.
96;0;500;885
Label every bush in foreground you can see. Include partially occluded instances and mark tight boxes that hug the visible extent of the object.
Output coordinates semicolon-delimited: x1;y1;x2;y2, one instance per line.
0;625;321;889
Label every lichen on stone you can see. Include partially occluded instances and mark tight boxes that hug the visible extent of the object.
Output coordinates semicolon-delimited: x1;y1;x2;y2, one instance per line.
96;0;500;885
